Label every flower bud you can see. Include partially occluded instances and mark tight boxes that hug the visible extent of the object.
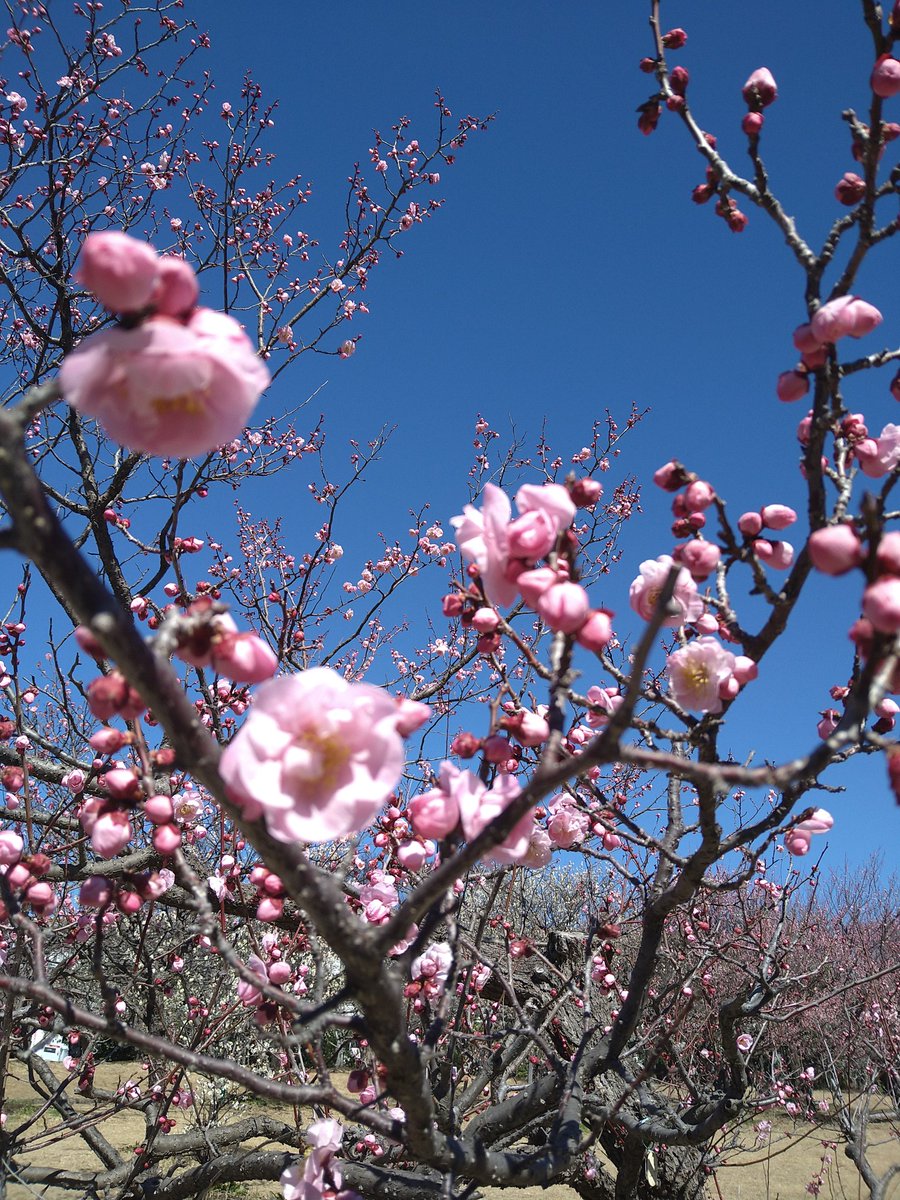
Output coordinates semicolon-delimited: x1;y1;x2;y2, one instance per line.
776;370;809;403
742;68;778;109
808;525;863;575
871;55;900;99
834;172;866;206
76;231;160;313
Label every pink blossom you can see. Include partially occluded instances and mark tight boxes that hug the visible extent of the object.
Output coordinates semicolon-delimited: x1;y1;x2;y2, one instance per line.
506;509;557;560
795;807;834;834
521;826;553;868
514;482;576;533
810;296;883;344
736;1033;754;1053
547;796;590;849
451;483;517;606
857;424;900;478
411;942;454;993
220;667;405;843
667;637;736;714
785;828;812;856
586;685;623;726
212;627;278;683
456;772;534;864
408;761;481;839
516;566;563;608
76;231;160;313
629;555;704;627
394;698;431;736
281;1118;344;1200
60;309;270;459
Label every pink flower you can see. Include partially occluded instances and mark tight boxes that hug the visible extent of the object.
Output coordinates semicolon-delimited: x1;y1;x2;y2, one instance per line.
506;509;557;560
736;1033;754;1053
629;555;704;627
743;68;778;108
408;761;481;839
411;942;454;992
795;807;834;834
59;309;270;458
76;231;160;313
785;828;811;856
451;483;517;606
0;830;23;866
456;772;534;864
667;637;736;714
515;482;576;533
281;1118;344;1200
220;667;405;843
586;685;623;726
808;525;863;575
857;424;900;478
547;796;590;849
810;296;883;344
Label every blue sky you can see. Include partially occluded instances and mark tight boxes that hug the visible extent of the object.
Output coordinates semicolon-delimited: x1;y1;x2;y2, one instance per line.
180;2;900;874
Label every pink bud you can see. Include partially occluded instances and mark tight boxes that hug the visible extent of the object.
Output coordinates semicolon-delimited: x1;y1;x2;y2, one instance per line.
482;735;511;763
576;609;614;652
76;231;160;313
792;323;821;353
102;768;140;801
785;829;811;857
768;541;794;570
471;607;500;634
396;839;429;870
684;479;716;511
662;28;687;49
257;896;284;922
569;477;603;508
871;54;900;98
152;823;182;855
25;881;56;912
738;511;764;537
91;808;132;859
742;111;764;136
268;961;292;985
835;172;866;206
877;531;900;575
678;540;720;581
864;577;900;632
0;830;23;866
776;370;809;403
811;296;883;343
152;255;199;316
807;525;863;575
89;727;129;754
80;875;114;908
144;795;174;824
742;68;778;109
117;890;144;915
517;566;562;608
537;582;591;634
760;504;797;531
732;656;759;685
653;460;692;491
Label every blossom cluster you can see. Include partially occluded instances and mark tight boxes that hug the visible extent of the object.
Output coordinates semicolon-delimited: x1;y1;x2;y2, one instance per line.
60;231;270;457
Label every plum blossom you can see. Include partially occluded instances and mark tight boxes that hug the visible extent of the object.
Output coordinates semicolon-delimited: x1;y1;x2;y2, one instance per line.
629;555;704;627
220;668;405;843
61;308;270;459
410;941;454;995
451;483;516;605
785;808;834;856
667;637;736;714
856;424;900;478
281;1118;345;1200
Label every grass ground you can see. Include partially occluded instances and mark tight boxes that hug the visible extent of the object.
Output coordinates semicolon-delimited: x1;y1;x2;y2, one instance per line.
2;1061;897;1199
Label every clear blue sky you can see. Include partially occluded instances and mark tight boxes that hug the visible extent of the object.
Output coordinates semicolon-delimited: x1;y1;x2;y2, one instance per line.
62;4;900;873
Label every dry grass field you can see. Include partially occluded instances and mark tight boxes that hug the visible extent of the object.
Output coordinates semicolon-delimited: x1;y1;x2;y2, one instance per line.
2;1060;897;1199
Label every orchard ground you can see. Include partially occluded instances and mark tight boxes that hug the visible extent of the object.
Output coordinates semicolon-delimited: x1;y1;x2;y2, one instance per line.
5;1061;896;1200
